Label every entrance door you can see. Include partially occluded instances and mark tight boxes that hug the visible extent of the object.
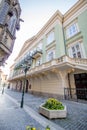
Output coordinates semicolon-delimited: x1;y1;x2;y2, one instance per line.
74;73;87;100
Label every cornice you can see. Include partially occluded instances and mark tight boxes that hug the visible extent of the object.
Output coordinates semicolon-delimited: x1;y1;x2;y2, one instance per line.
64;0;87;22
36;10;63;39
15;36;36;60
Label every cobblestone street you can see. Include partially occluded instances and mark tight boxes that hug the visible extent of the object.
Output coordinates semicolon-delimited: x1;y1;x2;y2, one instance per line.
0;91;45;130
0;89;87;130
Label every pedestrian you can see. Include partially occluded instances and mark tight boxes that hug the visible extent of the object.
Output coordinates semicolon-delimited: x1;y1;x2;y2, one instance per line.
2;83;5;94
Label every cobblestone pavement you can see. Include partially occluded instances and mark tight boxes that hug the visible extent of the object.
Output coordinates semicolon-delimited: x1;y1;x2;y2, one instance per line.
3;89;87;130
0;93;45;130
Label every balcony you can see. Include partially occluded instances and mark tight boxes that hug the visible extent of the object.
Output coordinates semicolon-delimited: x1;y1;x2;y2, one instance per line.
32;48;43;58
8;55;87;81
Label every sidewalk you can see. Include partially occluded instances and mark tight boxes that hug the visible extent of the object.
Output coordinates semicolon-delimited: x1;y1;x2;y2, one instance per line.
2;89;87;130
6;93;64;130
0;93;45;130
0;91;64;130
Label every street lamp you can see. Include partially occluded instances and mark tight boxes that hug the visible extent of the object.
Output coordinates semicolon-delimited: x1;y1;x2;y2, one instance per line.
20;64;30;108
20;65;30;108
20;57;33;108
15;54;33;108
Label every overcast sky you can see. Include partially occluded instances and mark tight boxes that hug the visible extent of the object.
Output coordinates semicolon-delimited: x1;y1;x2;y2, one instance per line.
2;0;78;74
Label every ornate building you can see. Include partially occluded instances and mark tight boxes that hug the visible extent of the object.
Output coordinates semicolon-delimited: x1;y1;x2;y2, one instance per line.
0;0;21;66
8;0;87;100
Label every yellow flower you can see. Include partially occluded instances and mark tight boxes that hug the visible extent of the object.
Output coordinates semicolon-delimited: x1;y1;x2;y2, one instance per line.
32;128;36;130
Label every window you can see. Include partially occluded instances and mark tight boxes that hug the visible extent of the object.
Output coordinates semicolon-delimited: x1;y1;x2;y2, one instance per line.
30;50;33;56
68;43;83;58
47;50;55;61
8;11;17;35
0;2;9;24
66;23;79;39
37;42;42;50
36;57;42;66
47;30;55;45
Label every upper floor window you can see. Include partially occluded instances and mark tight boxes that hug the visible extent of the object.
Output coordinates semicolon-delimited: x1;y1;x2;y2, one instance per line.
8;11;17;35
37;41;43;50
36;57;42;66
66;23;79;39
68;42;84;58
47;30;55;45
0;2;9;24
47;50;55;61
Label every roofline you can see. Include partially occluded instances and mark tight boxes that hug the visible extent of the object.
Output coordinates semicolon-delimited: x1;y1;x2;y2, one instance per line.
64;0;87;22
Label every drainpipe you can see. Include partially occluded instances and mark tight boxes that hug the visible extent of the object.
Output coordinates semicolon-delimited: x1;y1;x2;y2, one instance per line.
62;17;67;55
68;73;72;99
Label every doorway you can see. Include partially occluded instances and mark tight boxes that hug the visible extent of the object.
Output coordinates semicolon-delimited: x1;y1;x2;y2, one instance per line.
74;73;87;100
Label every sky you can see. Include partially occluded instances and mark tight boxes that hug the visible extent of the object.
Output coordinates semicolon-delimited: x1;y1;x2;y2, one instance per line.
2;0;78;75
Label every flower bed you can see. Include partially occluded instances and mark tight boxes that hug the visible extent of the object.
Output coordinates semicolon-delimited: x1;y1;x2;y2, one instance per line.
39;98;67;119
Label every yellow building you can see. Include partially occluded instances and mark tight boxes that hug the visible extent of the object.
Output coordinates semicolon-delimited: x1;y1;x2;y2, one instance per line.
8;0;87;100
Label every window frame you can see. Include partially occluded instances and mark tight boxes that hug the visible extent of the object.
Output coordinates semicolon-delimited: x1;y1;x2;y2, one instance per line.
47;49;55;61
8;10;17;35
68;42;84;58
46;29;55;45
37;41;43;50
36;57;42;66
66;22;79;39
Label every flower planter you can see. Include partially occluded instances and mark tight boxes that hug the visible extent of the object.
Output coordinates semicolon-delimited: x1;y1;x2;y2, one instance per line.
39;103;67;119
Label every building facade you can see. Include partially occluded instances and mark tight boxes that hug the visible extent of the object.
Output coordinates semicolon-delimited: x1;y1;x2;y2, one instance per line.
0;68;8;88
0;0;21;66
8;0;87;100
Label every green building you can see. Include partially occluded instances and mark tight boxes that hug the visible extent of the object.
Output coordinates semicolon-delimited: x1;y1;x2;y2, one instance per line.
8;0;87;100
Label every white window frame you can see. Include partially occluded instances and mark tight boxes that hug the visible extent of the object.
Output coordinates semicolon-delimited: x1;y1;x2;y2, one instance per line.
47;30;55;45
47;50;55;61
68;42;84;58
66;22;79;39
37;41;42;50
36;57;42;66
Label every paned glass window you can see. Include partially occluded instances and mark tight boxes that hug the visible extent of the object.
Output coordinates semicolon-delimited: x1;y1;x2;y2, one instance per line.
36;57;42;66
37;42;42;50
47;30;55;45
68;43;83;58
0;2;9;24
66;23;79;39
8;11;17;35
47;50;55;61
